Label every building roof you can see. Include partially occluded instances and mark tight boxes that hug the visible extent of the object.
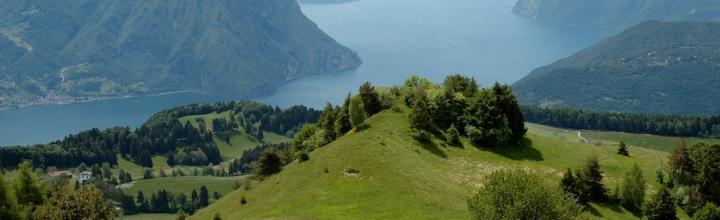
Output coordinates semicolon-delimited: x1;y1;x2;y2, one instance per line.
79;171;93;176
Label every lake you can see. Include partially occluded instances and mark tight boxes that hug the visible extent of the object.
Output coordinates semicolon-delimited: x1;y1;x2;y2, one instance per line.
0;0;613;146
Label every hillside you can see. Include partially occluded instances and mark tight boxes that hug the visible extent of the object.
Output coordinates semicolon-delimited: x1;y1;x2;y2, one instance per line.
513;0;720;28
191;105;684;219
0;0;361;110
512;21;720;115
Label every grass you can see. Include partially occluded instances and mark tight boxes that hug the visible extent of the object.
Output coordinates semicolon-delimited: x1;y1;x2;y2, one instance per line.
119;213;176;220
581;130;720;152
121;176;246;198
191;106;693;220
526;122;720;152
214;131;290;162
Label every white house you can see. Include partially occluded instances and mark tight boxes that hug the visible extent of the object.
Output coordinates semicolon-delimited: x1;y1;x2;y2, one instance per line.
78;171;93;184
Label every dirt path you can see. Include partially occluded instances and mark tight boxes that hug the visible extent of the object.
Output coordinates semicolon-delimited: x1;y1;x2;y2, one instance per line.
577;131;588;144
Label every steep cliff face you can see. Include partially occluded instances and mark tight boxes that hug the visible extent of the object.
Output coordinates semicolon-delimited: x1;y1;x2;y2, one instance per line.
513;0;720;28
0;0;362;108
512;21;720;115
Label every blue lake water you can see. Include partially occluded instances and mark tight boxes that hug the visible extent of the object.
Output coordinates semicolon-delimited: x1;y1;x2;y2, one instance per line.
0;0;614;146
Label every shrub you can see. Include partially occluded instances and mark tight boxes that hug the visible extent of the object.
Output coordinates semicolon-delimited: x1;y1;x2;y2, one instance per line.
694;203;720;220
240;196;247;205
296;151;310;163
467;169;583;220
446;124;461;145
413;130;432;143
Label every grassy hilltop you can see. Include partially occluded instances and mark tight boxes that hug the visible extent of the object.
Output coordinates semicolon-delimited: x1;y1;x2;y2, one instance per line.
192;105;689;219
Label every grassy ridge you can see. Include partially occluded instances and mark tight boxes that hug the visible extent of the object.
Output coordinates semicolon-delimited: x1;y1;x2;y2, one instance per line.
191;107;691;219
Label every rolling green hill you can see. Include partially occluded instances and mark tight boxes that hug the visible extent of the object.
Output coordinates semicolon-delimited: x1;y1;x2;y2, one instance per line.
513;0;720;28
512;21;720;115
0;0;361;109
191;105;689;219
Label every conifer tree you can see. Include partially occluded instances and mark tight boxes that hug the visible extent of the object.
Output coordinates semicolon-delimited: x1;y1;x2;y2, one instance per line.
334;93;353;136
14;161;44;206
668;139;692;184
617;140;629;156
359;82;382;116
0;177;20;220
645;187;677;220
199;186;209;208
578;155;607;202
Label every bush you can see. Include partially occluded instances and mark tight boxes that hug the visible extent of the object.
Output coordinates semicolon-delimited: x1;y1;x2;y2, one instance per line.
296;151;310;163
694;203;720;220
446;124;461;145
467;169;583;220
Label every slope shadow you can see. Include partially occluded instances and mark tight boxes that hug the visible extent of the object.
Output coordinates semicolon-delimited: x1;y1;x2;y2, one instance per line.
485;138;543;161
587;202;632;217
416;139;449;159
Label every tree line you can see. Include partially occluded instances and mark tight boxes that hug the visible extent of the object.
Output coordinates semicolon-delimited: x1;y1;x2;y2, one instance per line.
522;105;720;137
119;185;219;216
0;100;320;169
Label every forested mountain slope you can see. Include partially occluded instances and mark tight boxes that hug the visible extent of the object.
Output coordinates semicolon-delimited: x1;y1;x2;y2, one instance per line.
0;0;361;109
512;21;720;115
513;0;720;28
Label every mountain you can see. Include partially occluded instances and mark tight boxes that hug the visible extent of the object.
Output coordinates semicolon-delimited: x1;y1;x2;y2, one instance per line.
189;104;671;219
0;0;361;109
512;21;720;115
513;0;720;28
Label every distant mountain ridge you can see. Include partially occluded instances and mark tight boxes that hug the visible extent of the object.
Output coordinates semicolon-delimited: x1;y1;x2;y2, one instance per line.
0;0;361;109
512;21;720;115
513;0;720;28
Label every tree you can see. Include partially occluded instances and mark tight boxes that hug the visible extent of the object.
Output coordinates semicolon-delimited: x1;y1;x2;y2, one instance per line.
137;191;149;212
143;168;154;179
578;155;607;202
14;161;44;206
318;103;337;139
0;177;20;220
349;95;366;129
694;203;720;220
621;164;646;212
618;140;629;156
560;168;582;203
334;93;353;136
645;187;677;220
102;162;113;179
253;149;283;178
668;139;692;184
409;87;432;130
359;82;383;116
442;73;478;97
467;169;582;220
199;186;209;208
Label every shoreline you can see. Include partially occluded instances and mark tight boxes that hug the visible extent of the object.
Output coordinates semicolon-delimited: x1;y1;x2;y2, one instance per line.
0;90;210;112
